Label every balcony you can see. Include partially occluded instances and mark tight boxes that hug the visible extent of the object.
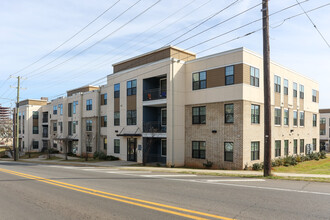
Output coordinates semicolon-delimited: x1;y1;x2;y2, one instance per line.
143;121;166;133
143;76;167;102
143;88;166;101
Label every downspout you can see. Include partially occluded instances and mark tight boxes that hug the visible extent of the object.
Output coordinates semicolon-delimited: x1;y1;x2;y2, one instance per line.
171;58;175;167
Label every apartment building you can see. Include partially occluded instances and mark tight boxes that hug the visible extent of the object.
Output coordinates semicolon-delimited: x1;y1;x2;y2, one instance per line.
320;109;330;152
16;46;320;169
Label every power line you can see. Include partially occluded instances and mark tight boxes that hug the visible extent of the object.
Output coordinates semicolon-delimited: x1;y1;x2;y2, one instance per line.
295;0;330;48
12;0;121;76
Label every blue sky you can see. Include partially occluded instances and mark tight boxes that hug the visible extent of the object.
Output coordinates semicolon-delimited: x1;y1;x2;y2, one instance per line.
0;0;329;108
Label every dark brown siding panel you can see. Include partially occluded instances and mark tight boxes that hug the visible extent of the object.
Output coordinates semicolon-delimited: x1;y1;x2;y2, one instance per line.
242;64;251;85
127;95;136;110
33;119;38;127
170;48;196;62
207;67;225;88
234;64;243;84
114;98;120;112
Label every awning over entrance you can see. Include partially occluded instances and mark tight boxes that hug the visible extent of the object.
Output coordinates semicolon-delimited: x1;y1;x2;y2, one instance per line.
116;127;142;137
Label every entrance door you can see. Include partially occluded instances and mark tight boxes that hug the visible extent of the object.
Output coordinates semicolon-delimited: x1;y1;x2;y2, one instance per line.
127;138;137;161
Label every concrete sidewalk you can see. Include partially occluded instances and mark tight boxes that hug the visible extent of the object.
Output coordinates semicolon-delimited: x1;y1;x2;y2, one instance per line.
7;158;330;179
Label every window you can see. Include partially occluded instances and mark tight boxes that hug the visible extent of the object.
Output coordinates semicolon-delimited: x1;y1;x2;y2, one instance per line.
72;121;77;134
73;101;78;114
313;114;317;127
53;122;57;132
250;67;259;87
114;139;120;153
68;121;72;136
58;104;63;115
86;141;92;153
59;122;63;133
68;103;72;117
274;75;281;93
251;141;260;160
313;138;317;151
293;82;297;97
274;108;281;125
114;83;120;98
127;80;137;96
299;111;304;127
284;140;289;156
294;139;298;154
32;141;39;149
293;111;298;126
86;99;92;111
251;104;260;124
127;110;137;125
101;116;107;127
299;84;304;99
320;118;326;135
275;140;281;157
86;120;92;131
225;104;234;123
101;93;107;105
284;109;289;126
224;142;233;162
161;109;167;126
104;138;107;150
33;111;39;119
114;112;120;126
192;141;206;159
192;71;206;90
161;139;167;157
284;79;288;95
312;90;317;102
192;106;206;124
300;139;304;154
33;126;38;134
225;66;234;85
53;105;57;115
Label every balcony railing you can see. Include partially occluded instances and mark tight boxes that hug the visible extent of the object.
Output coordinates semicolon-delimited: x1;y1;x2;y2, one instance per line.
42;133;48;138
143;121;166;133
143;88;166;101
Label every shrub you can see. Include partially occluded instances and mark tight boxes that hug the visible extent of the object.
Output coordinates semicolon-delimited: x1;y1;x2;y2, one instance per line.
320;151;327;159
0;155;9;158
49;148;59;154
106;155;119;161
296;155;301;163
252;163;262;170
203;160;213;168
93;151;99;159
98;151;107;160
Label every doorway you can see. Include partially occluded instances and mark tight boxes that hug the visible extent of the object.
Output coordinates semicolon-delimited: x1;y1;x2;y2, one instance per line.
127;138;137;161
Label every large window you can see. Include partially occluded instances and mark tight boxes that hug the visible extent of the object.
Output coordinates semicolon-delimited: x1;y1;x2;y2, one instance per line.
225;66;234;85
58;104;63;115
192;106;206;124
161;139;167;157
284;109;289;126
104;138;107;150
224;142;233;162
114;83;120;98
251;141;260;160
251;104;260;124
101;116;107;127
127;80;137;96
250;67;259;87
53;105;57;115
300;139;304;154
313;114;317;127
274;108;281;125
312;90;317;102
275;140;281;157
33;126;38;134
101;93;107;105
33;111;39;119
68;121;72;136
225;104;234;123
53;122;57;132
320;118;326;135
274;75;281;93
313;138;317;151
192;141;206;159
293;111;298;126
73;121;77;134
161;109;167;126
299;84;304;99
86;99;92;111
86;141;92;152
32;141;39;149
127;110;137;125
284;140;289;156
293;82;297;97
299;111;304;127
114;112;120;126
68;103;72;117
284;79;288;95
59;122;63;133
86;120;92;131
294;139;298;154
192;71;206;90
73;101;78;114
114;139;120;153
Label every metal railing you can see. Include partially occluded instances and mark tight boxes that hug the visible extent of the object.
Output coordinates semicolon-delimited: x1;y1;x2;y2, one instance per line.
143;121;166;133
143;88;166;101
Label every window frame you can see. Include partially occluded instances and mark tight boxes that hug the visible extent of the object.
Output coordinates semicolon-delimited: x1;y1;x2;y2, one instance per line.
251;141;260;161
250;66;259;87
86;99;92;111
114;83;120;98
293;110;298;126
299;84;304;99
192;71;206;90
127;80;137;96
284;109;289;126
224;142;234;162
284;79;288;95
225;66;234;85
192;106;206;124
275;140;281;157
312;89;317;102
161;139;167;157
192;141;206;159
274;75;281;93
114;139;120;154
300;139;304;154
274;108;281;126
251;104;260;124
225;104;234;124
294;139;298;154
313;114;317;127
127;110;137;125
86;120;92;131
299;111;305;127
284;140;289;156
114;112;120;126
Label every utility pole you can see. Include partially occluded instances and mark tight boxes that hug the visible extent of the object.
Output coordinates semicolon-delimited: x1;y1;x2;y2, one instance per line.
11;76;21;161
262;0;271;177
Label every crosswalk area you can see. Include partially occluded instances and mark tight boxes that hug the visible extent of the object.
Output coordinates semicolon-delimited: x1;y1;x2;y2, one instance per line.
46;165;265;184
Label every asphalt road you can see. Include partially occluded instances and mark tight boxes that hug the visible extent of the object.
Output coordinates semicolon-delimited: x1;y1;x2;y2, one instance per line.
0;161;329;220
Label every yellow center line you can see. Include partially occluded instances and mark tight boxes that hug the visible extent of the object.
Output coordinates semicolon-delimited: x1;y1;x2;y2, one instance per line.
0;168;235;220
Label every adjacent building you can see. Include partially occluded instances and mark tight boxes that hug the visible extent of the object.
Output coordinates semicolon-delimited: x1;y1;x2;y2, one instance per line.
16;46;320;169
320;109;330;152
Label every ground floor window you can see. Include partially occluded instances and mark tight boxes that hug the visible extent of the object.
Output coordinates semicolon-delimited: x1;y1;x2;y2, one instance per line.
284;140;289;156
251;141;259;160
224;142;233;162
114;139;120;154
294;139;297;154
192;141;206;159
275;140;281;157
300;139;304;154
104;138;107;150
161;139;166;157
312;138;317;151
86;141;92;152
32;141;38;149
